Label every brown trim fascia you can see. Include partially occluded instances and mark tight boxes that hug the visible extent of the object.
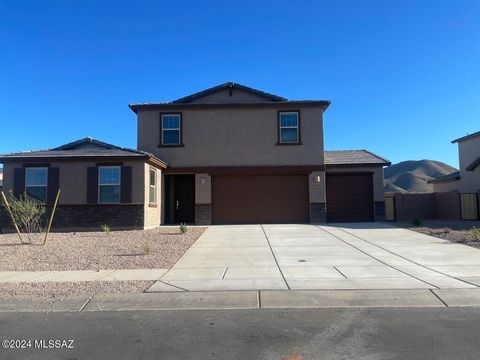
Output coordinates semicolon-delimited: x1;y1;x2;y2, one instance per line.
277;110;302;146
159;112;184;147
326;171;374;175
147;157;168;169
325;163;389;169
429;177;461;184
164;165;325;175
22;163;51;168
96;162;123;166
45;203;145;208
129;100;331;113
1;155;168;169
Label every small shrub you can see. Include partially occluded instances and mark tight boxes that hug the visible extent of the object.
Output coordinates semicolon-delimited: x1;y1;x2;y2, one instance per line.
141;242;153;255
101;224;111;235
5;192;46;244
412;218;422;227
180;223;188;234
468;227;480;242
443;227;451;234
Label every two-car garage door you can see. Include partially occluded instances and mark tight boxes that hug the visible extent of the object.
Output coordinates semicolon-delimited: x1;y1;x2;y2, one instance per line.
212;175;309;224
210;173;375;224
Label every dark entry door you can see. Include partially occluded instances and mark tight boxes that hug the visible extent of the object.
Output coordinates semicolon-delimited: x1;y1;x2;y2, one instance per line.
172;175;195;223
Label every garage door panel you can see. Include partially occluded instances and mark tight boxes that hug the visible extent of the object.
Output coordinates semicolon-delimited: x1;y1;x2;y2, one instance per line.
212;175;309;224
326;173;374;222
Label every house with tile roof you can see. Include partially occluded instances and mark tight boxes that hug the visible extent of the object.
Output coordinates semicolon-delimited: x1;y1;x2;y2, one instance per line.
429;130;480;220
1;82;391;229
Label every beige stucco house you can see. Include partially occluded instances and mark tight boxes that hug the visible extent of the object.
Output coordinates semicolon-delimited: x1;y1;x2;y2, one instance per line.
1;82;390;229
430;130;479;220
430;131;480;194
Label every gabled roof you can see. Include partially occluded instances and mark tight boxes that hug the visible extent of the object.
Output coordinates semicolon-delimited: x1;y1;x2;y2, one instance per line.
452;130;480;143
428;171;461;183
324;150;391;167
0;137;167;168
172;82;287;103
128;82;331;113
466;156;480;171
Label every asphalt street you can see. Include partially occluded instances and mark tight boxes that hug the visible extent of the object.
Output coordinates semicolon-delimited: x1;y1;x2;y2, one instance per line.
0;307;479;359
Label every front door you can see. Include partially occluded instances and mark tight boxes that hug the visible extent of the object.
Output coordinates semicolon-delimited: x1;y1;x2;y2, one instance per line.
165;174;195;223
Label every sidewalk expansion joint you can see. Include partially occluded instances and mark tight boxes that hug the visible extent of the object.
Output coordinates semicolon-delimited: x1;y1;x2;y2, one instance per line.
336;226;480;289
317;226;440;290
260;224;290;290
79;295;94;311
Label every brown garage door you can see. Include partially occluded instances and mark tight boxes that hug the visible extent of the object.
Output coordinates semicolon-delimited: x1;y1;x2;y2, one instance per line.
326;173;374;222
212;175;309;224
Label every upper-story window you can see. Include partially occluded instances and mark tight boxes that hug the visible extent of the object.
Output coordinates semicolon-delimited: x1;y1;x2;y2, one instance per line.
161;113;182;146
25;167;48;203
98;166;121;203
149;168;157;205
278;111;300;144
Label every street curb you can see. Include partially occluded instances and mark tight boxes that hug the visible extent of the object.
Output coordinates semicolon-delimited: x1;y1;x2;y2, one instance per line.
2;289;480;312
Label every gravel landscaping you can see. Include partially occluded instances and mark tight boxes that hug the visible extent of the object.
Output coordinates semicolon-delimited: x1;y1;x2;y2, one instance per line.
0;227;206;271
0;281;155;298
396;220;480;248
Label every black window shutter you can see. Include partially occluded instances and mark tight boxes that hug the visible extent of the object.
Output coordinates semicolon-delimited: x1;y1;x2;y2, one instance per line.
47;167;60;204
121;166;132;203
86;167;99;204
13;168;26;198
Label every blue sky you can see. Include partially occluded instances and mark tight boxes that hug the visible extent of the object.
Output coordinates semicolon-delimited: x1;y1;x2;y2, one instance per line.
1;0;479;168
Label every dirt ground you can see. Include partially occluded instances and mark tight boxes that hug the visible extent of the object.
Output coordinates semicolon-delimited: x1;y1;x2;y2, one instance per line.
396;220;480;249
0;226;206;271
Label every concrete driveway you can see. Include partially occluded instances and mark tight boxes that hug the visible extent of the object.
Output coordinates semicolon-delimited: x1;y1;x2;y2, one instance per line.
148;223;480;292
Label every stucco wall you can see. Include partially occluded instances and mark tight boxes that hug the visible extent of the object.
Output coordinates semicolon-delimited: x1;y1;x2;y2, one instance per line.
2;160;145;205
432;179;461;193
137;106;325;167
143;164;162;229
195;173;211;204
458;137;480;193
325;166;385;201
309;171;326;203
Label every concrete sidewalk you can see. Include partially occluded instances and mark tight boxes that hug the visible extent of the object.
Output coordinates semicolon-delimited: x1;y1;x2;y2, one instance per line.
0;269;169;283
2;289;480;312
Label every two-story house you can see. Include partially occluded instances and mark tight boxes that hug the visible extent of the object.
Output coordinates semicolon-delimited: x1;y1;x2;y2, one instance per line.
430;130;480;220
0;82;390;230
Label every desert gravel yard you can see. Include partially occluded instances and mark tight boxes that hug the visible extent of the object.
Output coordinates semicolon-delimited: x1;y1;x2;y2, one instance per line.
0;227;205;271
0;281;155;297
398;220;480;249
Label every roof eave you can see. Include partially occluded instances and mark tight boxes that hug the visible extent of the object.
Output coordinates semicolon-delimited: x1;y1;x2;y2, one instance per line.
128;100;331;114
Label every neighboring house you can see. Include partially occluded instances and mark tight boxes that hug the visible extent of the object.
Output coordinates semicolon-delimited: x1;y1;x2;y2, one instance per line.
1;82;391;229
430;131;480;193
429;130;480;220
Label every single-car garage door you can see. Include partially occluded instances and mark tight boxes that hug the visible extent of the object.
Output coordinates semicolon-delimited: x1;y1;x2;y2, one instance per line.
212;175;309;224
326;173;374;222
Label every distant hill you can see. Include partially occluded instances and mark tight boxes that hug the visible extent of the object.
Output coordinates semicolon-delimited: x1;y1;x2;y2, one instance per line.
384;160;457;193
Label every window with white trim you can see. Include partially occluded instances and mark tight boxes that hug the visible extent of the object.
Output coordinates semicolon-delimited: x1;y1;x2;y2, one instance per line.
98;166;121;204
161;114;181;145
25;167;48;203
279;111;299;143
149;168;157;205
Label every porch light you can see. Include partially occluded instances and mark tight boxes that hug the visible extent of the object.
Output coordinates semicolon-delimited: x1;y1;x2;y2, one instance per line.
315;175;321;184
201;177;207;185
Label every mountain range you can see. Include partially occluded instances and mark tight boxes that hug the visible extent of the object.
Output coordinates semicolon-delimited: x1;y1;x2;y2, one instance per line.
384;160;457;193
